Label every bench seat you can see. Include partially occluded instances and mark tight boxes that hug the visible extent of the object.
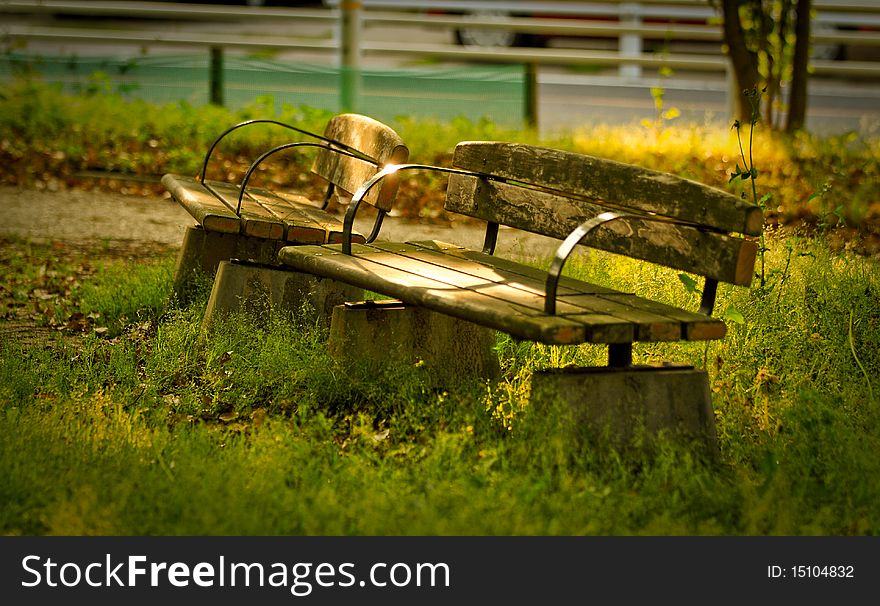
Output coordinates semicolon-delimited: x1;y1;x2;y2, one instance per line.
279;239;726;346
163;113;408;302
163;175;366;245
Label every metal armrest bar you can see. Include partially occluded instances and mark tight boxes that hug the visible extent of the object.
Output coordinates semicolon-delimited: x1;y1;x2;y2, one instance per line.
341;163;504;255
482;222;499;255
698;278;718;316
199;119;376;185
544;211;627;315
544;212;720;317
236;142;372;215
320;183;335;211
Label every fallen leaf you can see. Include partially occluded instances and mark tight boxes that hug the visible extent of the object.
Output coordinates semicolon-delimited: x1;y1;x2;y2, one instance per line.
251;409;268;427
219;411;239;423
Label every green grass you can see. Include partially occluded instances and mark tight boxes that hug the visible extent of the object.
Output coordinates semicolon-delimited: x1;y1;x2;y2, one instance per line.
1;233;878;535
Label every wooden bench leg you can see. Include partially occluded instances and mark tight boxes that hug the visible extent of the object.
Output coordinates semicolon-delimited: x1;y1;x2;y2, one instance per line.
172;226;283;303
201;260;363;331
328;301;500;388
530;365;718;453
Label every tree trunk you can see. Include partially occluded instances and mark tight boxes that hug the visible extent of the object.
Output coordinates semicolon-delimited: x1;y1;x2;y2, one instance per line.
721;0;761;122
787;0;811;132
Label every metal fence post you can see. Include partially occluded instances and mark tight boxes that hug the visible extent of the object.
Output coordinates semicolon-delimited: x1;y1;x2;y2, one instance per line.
524;62;538;129
209;46;224;106
340;0;362;112
619;2;642;80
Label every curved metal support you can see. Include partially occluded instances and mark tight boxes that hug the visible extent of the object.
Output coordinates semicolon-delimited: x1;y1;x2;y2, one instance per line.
198;119;375;184
365;209;387;244
236;142;372;216
544;211;720;317
340;163;503;255
544;211;627;315
482;222;499;255
341;197;363;255
335;192;387;253
320;183;335;210
698;278;718;317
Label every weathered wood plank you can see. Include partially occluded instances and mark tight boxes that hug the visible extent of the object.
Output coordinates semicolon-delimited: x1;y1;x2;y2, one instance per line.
296;205;366;245
369;241;709;342
370;241;551;296
563;314;636;343
409;240;620;296
278;244;590;344
313;114;409;212
352;244;595;317
452;141;763;236
597;294;727;340
408;241;724;341
279;240;729;344
257;202;327;244
201;181;284;240
558;295;683;341
445;175;758;286
164;174;369;245
162;174;239;234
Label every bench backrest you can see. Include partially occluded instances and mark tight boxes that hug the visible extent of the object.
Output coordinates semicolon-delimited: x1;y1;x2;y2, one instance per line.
312;113;409;211
446;141;762;286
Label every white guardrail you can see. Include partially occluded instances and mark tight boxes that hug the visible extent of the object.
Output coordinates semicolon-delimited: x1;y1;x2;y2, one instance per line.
2;0;879;122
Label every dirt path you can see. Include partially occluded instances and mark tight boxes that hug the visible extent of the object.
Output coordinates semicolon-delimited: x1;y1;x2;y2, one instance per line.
0;185;560;256
1;186;195;246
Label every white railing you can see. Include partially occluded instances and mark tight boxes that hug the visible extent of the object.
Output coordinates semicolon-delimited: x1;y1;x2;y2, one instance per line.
2;0;879;124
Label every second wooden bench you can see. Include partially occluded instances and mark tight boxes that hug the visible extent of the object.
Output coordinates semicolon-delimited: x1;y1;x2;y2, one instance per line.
162;113;408;324
278;141;763;447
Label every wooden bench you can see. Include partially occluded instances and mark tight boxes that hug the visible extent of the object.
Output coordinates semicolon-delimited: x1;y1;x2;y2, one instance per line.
162;113;409;303
278;141;763;447
161;113;408;325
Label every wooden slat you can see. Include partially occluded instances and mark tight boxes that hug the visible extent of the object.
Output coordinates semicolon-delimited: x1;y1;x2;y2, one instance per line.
258;202;328;244
410;241;725;341
202;181;284;240
312;114;410;212
596;294;727;341
350;244;597;318
372;241;725;342
279;244;609;345
446;175;758;286
161;174;239;234
370;241;551;296
452;141;763;236
163;174;368;245
409;240;620;296
368;241;690;341
237;191;351;244
296;205;366;245
279;241;731;344
345;243;633;344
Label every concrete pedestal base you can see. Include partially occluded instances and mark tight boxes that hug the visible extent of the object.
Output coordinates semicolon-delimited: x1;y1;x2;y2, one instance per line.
201;260;363;331
172;226;282;303
530;365;718;452
328;301;500;388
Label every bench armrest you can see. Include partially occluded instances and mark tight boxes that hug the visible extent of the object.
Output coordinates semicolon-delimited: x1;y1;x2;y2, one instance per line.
545;213;720;317
545;212;626;315
199;119;376;184
234;142;375;216
340;163;503;255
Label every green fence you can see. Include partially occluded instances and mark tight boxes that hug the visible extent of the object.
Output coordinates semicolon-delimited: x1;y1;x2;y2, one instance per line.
0;52;526;125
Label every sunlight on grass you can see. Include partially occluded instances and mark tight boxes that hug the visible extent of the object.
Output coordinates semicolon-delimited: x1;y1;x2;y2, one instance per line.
1;235;878;536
